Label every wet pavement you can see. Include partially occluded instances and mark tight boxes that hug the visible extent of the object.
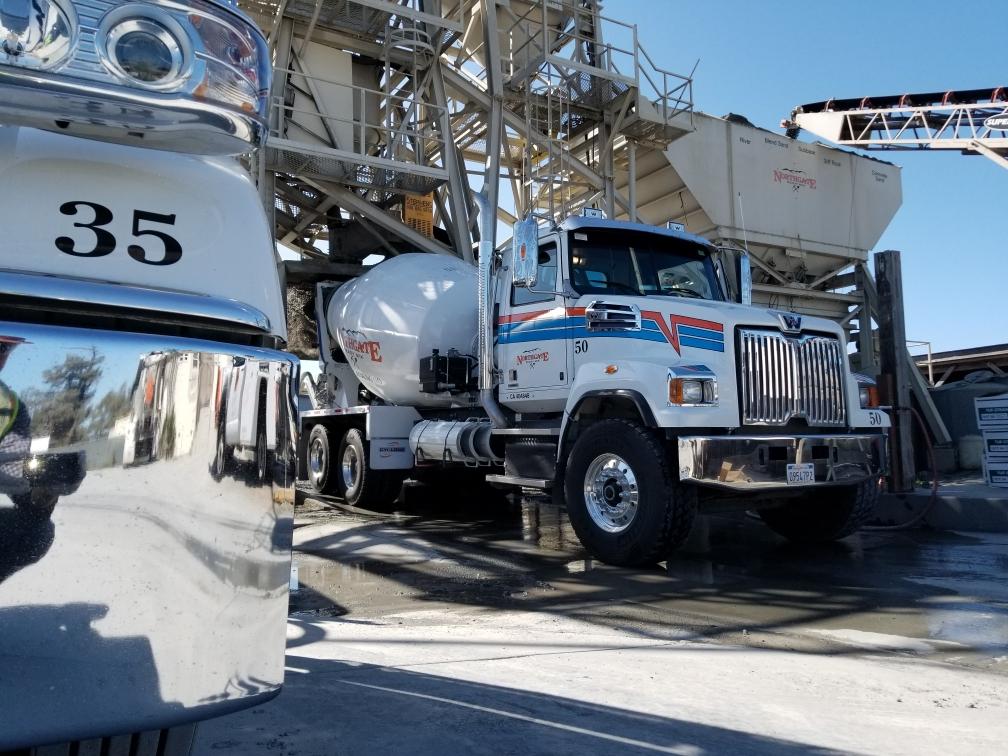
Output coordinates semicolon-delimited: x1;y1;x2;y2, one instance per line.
195;483;1008;755
290;483;1008;672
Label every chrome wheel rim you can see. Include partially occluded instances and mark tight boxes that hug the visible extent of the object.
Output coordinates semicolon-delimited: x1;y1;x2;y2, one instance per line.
341;444;360;493
583;453;639;533
214;432;225;472
309;436;327;488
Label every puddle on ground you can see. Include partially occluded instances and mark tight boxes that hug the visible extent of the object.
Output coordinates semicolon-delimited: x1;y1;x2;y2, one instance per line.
293;490;1008;668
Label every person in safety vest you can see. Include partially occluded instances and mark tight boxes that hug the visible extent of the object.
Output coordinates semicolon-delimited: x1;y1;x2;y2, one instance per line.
0;336;31;495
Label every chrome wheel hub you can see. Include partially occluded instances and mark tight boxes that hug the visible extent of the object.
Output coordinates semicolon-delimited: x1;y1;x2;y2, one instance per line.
309;437;326;486
583;453;639;533
341;444;360;492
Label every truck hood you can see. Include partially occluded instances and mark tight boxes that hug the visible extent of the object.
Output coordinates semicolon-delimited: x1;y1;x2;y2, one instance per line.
0;126;287;340
575;294;846;348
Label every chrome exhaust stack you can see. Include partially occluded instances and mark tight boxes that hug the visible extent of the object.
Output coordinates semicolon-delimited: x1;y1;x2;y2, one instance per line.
472;189;509;429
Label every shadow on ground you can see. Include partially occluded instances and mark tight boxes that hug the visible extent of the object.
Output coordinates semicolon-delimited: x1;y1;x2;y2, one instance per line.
196;651;843;756
292;482;1008;662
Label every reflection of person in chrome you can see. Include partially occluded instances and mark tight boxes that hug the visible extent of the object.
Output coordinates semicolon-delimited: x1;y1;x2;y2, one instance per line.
0;336;32;499
2;31;24;60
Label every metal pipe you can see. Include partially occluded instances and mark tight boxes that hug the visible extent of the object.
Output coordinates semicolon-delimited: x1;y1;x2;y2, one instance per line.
473;190;509;428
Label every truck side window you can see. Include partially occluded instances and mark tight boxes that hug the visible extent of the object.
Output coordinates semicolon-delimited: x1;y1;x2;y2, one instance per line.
511;243;557;306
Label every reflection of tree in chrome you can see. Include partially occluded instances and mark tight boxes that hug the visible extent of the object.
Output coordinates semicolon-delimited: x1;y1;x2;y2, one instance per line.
22;349;104;446
89;382;132;437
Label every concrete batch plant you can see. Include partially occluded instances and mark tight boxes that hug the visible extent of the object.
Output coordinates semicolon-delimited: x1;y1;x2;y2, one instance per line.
236;1;903;379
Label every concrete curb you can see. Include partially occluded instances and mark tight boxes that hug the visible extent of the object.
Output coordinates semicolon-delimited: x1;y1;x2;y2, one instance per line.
874;488;1008;533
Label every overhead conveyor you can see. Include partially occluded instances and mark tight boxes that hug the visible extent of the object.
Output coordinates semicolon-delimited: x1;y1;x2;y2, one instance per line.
783;86;1008;170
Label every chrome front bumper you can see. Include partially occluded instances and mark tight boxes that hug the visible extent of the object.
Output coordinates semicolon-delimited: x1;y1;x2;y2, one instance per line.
677;434;887;491
0;320;298;750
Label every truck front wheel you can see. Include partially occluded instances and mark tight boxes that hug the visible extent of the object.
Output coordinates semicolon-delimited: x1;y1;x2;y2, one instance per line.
337;427;403;509
564;419;696;566
758;478;879;543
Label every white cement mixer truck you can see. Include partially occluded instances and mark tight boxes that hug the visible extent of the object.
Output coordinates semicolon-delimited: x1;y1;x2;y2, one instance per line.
302;193;890;566
0;1;297;752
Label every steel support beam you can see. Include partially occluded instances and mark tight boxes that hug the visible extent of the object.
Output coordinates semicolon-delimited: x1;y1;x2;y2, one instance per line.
442;67;633;214
969;139;1008;170
431;64;475;261
876;250;915;493
310;181;456;255
479;0;503;249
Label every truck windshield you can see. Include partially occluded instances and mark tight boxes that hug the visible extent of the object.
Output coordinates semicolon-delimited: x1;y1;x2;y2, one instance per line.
569;229;721;301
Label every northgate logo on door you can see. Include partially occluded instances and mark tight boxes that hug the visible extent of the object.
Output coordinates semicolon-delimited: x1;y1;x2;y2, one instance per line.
516;349;550;368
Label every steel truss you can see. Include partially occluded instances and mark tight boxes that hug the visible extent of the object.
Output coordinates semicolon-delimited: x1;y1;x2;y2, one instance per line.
785;87;1008;169
238;0;693;264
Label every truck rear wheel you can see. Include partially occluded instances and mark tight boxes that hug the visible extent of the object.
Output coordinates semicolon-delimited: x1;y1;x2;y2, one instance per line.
564;419;696;566
758;478;879;543
307;424;337;495
337;427;403;509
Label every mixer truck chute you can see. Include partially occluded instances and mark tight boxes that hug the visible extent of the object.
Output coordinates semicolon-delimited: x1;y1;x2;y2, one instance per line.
302;202;890;566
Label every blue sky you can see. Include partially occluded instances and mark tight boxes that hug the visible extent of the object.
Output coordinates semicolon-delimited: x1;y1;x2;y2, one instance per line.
606;0;1007;353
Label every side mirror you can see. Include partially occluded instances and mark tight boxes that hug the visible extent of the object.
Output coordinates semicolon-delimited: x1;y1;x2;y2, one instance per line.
737;252;752;306
511;218;539;288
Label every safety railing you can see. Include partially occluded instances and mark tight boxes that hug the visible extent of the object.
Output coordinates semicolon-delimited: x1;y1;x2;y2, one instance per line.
270;67;447;168
239;0;476;42
502;0;693;122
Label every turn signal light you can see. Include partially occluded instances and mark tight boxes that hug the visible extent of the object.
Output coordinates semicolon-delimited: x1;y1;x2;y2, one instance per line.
668;377;716;406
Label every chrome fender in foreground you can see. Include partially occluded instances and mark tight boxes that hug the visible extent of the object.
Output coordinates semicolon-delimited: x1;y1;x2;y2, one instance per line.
0;320;298;751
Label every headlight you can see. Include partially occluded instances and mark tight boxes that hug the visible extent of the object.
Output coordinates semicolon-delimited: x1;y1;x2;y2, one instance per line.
668;368;718;407
0;0;76;71
0;0;270;155
98;13;189;89
853;373;880;408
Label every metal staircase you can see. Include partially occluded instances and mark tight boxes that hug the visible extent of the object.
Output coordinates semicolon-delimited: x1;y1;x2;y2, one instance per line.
237;0;694;266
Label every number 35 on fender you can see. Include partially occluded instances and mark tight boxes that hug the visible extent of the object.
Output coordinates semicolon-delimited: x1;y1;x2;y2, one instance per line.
56;201;183;266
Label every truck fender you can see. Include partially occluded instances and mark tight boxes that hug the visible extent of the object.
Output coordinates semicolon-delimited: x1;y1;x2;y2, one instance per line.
557;388;658;468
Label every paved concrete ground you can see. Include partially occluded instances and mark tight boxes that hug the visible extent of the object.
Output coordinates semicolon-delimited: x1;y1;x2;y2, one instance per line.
196;485;1008;755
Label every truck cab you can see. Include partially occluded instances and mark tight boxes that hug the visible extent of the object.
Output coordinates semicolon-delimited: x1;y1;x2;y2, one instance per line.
495;213;888;564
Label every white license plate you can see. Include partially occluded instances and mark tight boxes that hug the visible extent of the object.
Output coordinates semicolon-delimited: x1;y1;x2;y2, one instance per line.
786;463;815;486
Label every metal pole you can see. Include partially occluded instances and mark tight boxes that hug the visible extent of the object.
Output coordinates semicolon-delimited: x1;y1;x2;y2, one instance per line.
875;250;915;493
628;140;637;222
480;0;503;230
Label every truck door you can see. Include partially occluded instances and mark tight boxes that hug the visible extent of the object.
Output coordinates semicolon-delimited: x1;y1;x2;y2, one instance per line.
497;237;570;399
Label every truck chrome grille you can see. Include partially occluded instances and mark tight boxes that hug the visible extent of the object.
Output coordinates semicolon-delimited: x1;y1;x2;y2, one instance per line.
739;329;847;427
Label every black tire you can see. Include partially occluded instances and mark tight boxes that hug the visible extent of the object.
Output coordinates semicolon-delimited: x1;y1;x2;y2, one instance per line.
211;424;233;480
254;424;271;485
758;477;880;543
11;489;59;522
306;424;337;495
336;427;403;508
564;418;696;566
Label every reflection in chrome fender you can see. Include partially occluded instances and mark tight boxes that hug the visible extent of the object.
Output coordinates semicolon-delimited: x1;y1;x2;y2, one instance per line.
0;322;298;751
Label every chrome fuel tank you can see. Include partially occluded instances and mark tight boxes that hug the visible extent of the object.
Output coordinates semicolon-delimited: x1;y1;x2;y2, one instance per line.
0;319;298;750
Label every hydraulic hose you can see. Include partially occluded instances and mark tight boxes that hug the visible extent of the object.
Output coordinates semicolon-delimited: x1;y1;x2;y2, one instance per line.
863;405;940;531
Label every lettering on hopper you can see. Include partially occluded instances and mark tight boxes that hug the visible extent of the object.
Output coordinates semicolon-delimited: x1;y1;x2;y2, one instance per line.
773;168;816;191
